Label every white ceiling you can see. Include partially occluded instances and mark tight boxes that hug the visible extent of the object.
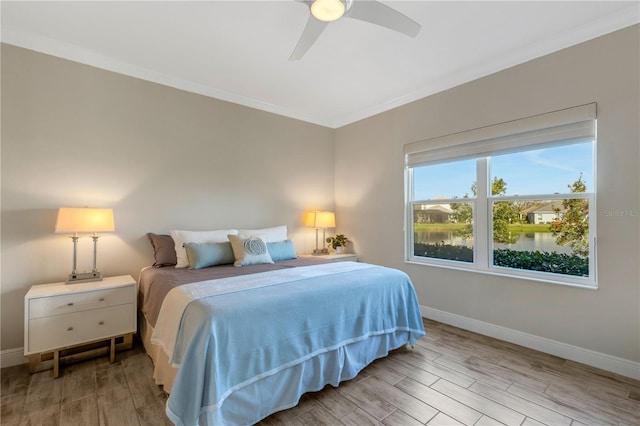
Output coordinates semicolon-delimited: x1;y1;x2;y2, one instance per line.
2;1;639;128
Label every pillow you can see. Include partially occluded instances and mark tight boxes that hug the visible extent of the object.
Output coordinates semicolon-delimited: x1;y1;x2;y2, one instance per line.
147;233;177;267
170;229;239;268
267;240;297;261
184;242;235;269
228;234;274;267
238;225;287;243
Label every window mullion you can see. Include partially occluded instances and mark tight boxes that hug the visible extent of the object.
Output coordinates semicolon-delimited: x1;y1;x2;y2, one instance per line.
475;158;489;269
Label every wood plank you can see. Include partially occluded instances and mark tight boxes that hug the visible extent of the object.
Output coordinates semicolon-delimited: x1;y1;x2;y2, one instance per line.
61;361;97;404
508;382;618;426
363;361;406;385
336;378;398;421
521;418;547;426
544;382;640;425
464;356;549;393
358;376;439;424
97;393;140;426
433;355;512;390
381;409;423;426
393;352;476;388
257;408;304;426
135;404;174;426
59;396;99;425
21;370;63;414
384;358;439;387
314;386;357;419
95;363;140;426
1;393;27;425
339;407;383;426
474;415;507;425
393;377;481;425
17;402;60;426
468;380;572;425
430;379;525;425
425;412;465;426
295;406;342;426
1;365;31;397
120;353;166;409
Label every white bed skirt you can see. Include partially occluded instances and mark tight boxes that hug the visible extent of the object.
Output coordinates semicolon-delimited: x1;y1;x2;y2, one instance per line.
141;316;411;425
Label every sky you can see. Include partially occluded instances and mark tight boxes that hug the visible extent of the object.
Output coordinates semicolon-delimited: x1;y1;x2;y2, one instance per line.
412;142;594;200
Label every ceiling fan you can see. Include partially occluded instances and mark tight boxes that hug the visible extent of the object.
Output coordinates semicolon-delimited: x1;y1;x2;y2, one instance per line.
290;0;421;60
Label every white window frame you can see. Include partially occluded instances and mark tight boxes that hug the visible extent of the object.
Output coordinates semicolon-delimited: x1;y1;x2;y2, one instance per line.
404;104;597;288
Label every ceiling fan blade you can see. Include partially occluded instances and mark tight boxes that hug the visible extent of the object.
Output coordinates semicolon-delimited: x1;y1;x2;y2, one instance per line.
346;0;421;37
290;15;329;60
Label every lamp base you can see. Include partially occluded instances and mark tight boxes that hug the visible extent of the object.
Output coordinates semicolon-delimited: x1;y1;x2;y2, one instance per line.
312;248;329;255
66;271;103;284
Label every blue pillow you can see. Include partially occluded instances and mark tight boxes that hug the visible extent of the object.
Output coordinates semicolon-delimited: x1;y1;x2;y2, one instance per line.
184;242;235;269
267;240;298;261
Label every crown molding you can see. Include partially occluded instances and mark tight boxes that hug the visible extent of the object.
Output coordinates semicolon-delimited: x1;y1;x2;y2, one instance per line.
2;3;638;130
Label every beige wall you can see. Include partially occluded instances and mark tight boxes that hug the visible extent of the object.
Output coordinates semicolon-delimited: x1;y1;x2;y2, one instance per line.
335;25;640;363
0;44;335;350
2;25;639;368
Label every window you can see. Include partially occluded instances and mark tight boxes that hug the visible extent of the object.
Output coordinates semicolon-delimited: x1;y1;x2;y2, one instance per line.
405;104;597;287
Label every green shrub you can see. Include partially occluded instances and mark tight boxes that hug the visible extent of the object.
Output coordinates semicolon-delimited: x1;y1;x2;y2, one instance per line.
414;242;473;262
493;248;588;277
414;244;588;276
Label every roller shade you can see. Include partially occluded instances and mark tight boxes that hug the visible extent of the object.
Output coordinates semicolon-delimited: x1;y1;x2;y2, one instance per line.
405;103;596;167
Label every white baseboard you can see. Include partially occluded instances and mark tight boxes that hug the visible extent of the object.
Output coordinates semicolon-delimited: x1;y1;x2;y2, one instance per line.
1;347;27;368
421;306;640;381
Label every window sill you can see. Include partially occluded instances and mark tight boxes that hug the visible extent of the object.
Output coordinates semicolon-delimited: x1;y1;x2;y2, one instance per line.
404;258;598;290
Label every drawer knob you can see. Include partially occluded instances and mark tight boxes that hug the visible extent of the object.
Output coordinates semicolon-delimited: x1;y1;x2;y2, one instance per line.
98;321;104;326
67;326;74;331
99;298;105;302
67;303;74;306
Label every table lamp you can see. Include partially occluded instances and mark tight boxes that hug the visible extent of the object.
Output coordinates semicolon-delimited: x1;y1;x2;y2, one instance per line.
55;207;115;283
306;210;335;255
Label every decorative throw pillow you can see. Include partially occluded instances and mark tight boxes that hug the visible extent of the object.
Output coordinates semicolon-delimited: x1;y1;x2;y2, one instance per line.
228;234;274;267
267;240;297;261
184;242;235;269
147;233;177;267
238;225;287;243
170;229;239;268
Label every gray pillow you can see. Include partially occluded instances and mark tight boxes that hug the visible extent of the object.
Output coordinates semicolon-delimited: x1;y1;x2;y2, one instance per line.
147;233;177;267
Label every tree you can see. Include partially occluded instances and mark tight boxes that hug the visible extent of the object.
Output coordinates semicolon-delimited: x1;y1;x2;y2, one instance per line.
450;177;517;244
489;178;517;244
550;175;589;257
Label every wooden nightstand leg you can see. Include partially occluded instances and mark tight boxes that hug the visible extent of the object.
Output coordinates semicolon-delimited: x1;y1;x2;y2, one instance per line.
109;337;116;363
52;350;60;378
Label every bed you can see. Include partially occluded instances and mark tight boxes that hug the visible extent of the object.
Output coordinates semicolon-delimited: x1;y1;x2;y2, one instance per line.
139;230;425;426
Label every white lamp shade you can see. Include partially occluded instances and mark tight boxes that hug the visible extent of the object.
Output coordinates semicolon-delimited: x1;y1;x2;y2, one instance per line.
55;208;115;233
310;211;335;228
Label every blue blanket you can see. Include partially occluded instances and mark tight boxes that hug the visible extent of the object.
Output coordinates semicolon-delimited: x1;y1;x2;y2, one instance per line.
164;263;425;425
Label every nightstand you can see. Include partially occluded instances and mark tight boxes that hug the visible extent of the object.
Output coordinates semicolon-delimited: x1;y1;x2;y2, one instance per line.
303;253;358;262
24;275;137;378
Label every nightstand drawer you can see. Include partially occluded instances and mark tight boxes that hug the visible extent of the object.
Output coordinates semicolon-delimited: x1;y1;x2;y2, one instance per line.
28;303;135;354
28;286;134;319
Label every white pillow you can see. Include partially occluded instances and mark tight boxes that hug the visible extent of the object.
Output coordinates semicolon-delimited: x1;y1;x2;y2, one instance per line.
228;234;274;267
170;229;238;268
238;225;287;243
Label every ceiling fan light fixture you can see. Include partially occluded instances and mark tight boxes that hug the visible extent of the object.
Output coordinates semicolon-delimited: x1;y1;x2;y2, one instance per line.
311;0;345;22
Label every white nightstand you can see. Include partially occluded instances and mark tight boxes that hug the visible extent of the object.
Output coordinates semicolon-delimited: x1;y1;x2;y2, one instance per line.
24;275;137;377
303;253;358;262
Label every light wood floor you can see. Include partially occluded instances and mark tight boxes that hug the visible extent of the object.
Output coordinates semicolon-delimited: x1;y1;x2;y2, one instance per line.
2;319;639;425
